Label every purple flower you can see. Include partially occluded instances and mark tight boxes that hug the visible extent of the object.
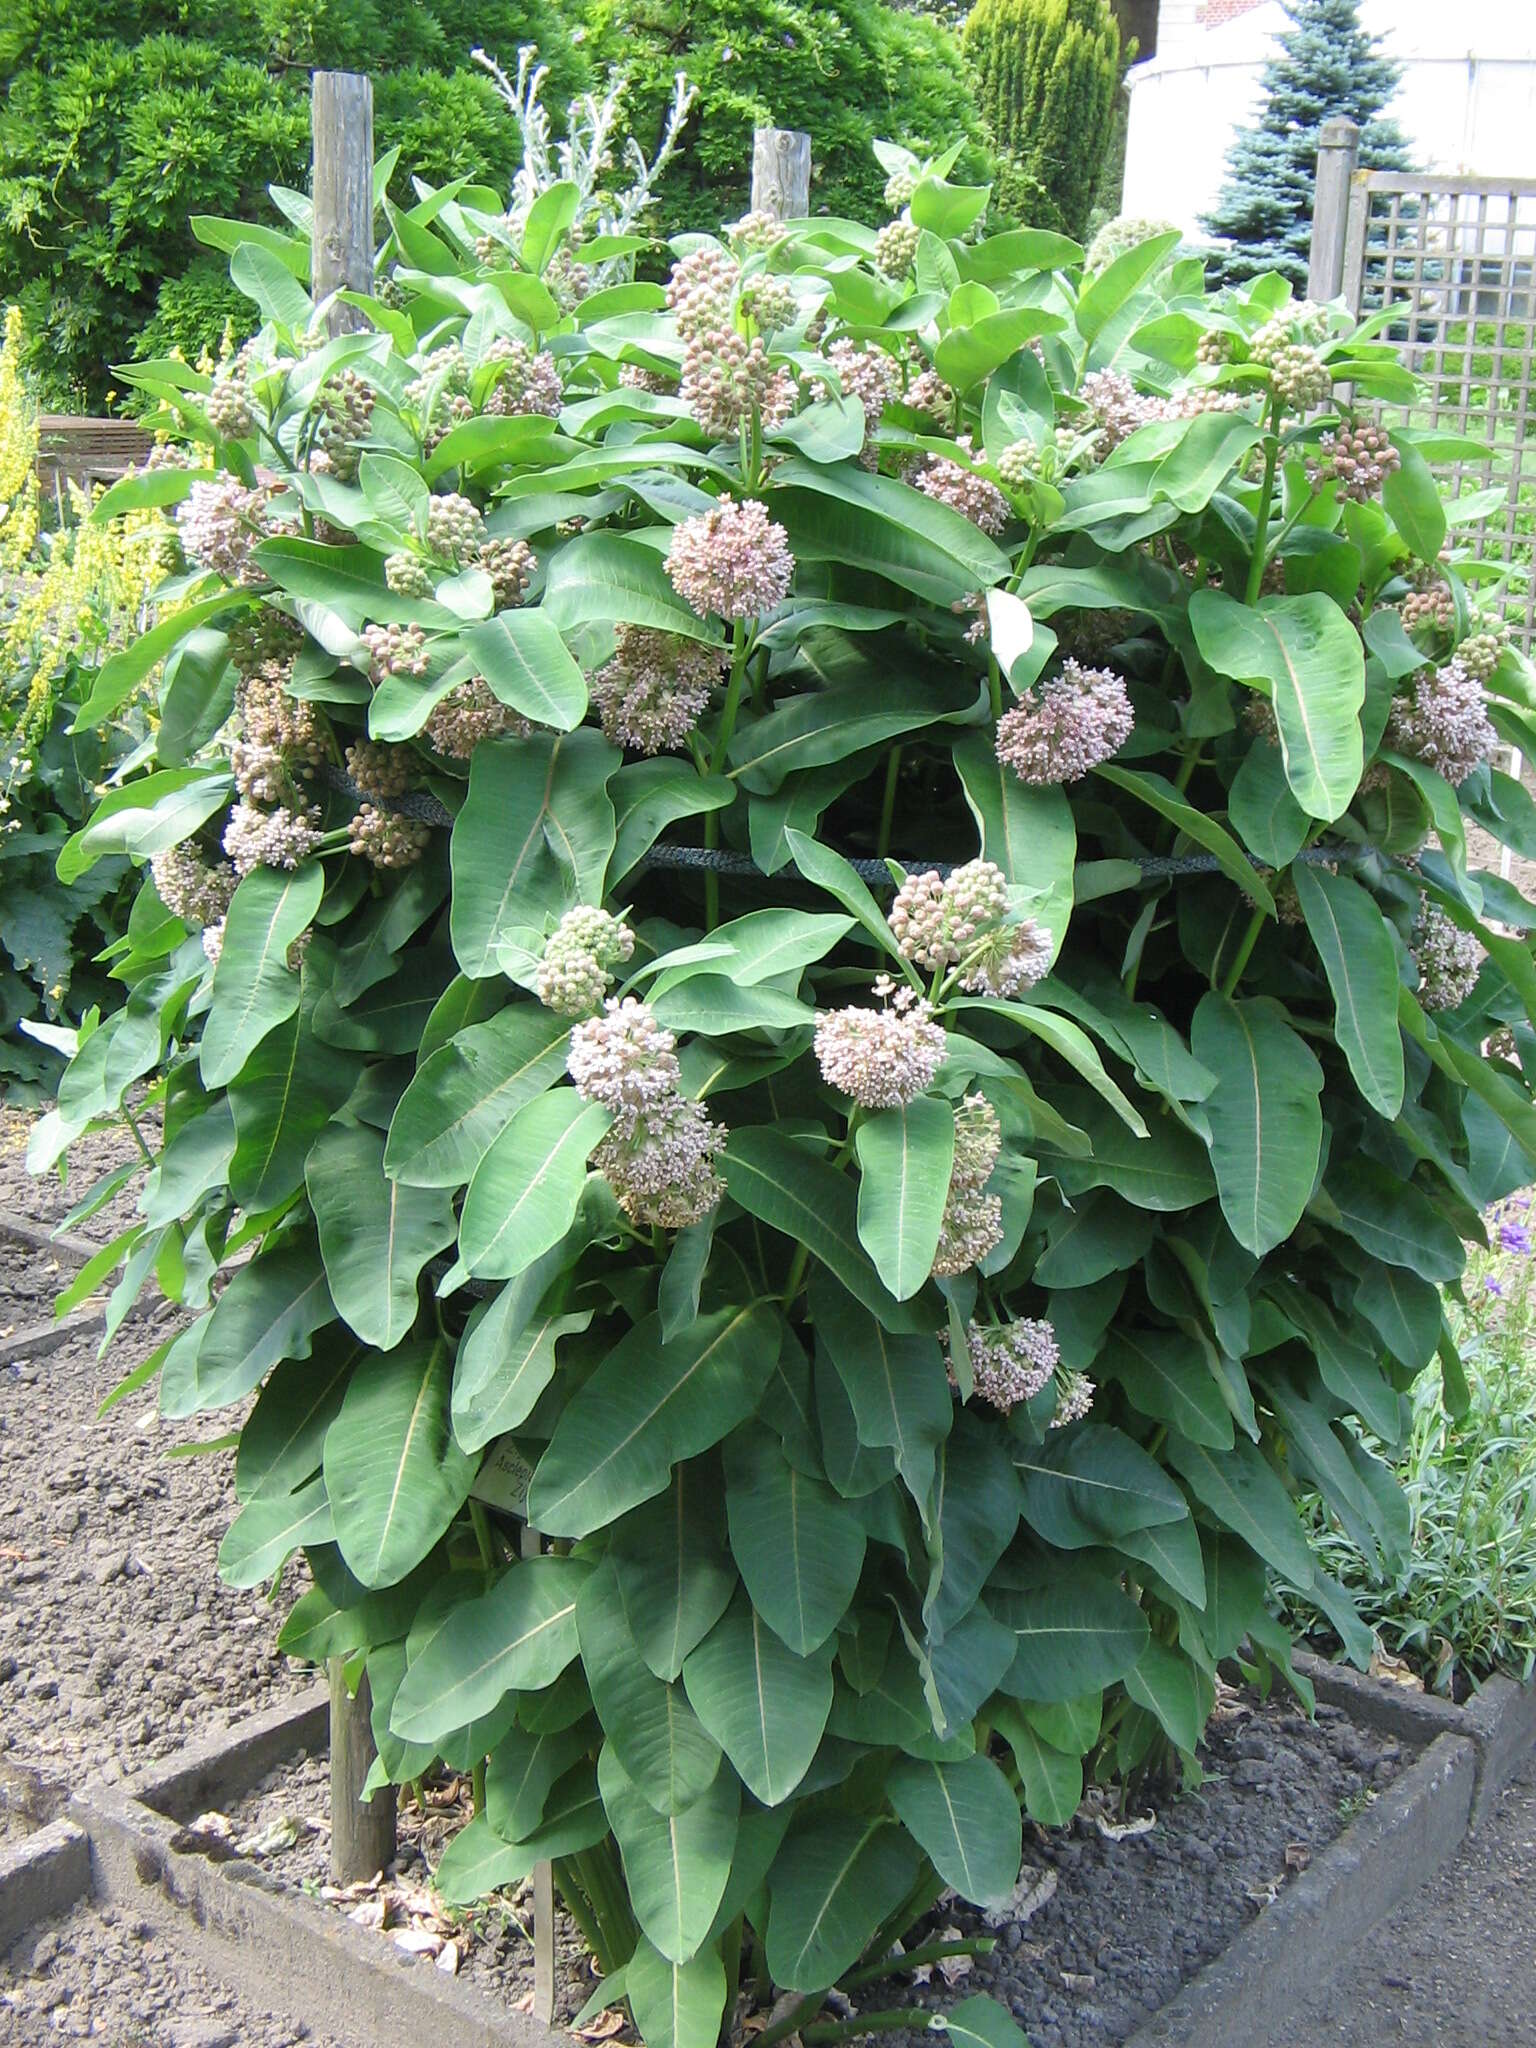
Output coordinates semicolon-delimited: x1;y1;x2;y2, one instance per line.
1485;1277;1504;1297
1499;1222;1531;1256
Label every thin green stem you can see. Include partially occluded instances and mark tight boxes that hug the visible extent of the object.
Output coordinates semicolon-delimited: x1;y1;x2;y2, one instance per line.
987;654;1004;723
469;1498;499;1573
1173;747;1201;796
1244;396;1284;606
804;2012;935;2043
471;1758;487;1816
552;1858;605;1967
1219;904;1268;996
122;1108;155;1168
876;747;902;859
755;1994;826;2048
703;619;752;930
720;1913;743;2019
841;1937;996;1990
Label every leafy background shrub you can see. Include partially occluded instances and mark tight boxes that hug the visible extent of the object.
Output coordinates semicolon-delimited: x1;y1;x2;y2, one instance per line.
0;0;587;408
0;309;168;1090
582;0;989;237
962;0;1121;238
39;150;1536;2048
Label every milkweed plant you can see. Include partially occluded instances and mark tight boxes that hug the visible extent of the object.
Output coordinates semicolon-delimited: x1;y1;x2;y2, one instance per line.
35;145;1536;2047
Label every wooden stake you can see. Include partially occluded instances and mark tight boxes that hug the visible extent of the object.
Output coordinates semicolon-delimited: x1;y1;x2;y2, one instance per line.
328;1659;397;1884
1307;116;1360;304
750;129;812;223
311;70;375;335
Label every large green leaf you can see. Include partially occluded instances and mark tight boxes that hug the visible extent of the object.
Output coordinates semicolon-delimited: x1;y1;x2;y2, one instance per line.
1190;994;1324;1256
728;673;974;793
385;1005;569;1188
450;730;620;976
486;1724;590;1844
1096;1327;1234;1450
599;1745;739;1963
529;1306;781;1538
854;1097;954;1301
453;1308;593;1455
190;1243;334;1413
721;1128;925;1332
625;1937;727;2048
578;1555;723;1813
227;1007;357;1211
1095;764;1275;911
218;1475;333;1587
610;760;736;886
543;530;724;644
682;1597;835;1805
460;610;588;730
772;458;1010;598
1320;1159;1466;1282
991;1702;1083;1825
887;1753;1021;1910
390;1556;588;1742
610;1466;737;1682
306;1121;456;1350
812;1280;952;1515
323;1339;475;1588
200;864;325;1088
1292;865;1405;1117
723;1426;867;1655
1123;1638;1207;1753
1227;741;1309;867
954;731;1076;945
1165;1434;1314;1580
234;1338;357;1502
992;1574;1149;1701
1016;1424;1190;1549
458;1090;611;1279
1189;591;1365;822
764;1812;921;1991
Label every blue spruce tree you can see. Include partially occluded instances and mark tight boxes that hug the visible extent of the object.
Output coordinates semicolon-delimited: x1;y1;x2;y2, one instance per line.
1203;0;1410;287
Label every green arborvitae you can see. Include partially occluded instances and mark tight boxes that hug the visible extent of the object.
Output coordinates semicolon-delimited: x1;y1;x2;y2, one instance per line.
962;0;1122;239
1202;0;1411;287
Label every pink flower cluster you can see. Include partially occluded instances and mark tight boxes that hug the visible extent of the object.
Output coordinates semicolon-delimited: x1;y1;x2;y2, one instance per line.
666;496;794;621
996;660;1135;785
814;978;946;1109
1385;660;1497;790
590;627;725;754
946;1316;1060;1413
932;1094;1004;1278
569;998;726;1227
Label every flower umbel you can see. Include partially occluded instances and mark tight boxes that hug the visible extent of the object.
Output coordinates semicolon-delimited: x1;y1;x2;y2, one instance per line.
666;496;793;621
996;660;1135;785
536;907;636;1016
814;979;946;1109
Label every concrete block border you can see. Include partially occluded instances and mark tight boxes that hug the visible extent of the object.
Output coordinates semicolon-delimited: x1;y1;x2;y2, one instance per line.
58;1684;565;2048
1294;1648;1536;1828
0;1818;92;1950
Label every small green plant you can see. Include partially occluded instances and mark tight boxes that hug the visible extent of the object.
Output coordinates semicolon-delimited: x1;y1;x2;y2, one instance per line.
1281;1200;1536;1696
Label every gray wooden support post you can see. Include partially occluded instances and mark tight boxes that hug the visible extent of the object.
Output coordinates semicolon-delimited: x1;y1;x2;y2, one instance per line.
1308;116;1360;303
311;70;375;335
523;1520;556;2024
328;1659;397;1883
750;128;812;222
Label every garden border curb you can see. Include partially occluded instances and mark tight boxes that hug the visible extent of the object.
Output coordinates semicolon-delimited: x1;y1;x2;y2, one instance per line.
0;1818;92;1950
1122;1730;1477;2048
1294;1650;1536;1828
50;1685;570;2048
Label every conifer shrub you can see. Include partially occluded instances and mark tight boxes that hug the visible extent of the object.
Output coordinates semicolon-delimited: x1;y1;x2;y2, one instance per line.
962;0;1121;239
43;176;1536;2046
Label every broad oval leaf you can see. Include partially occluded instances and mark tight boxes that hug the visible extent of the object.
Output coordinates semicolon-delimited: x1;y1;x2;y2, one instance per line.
1292;865;1405;1118
765;1812;921;1991
887;1753;1021;1910
459;1090;612;1280
1191;994;1324;1256
682;1597;835;1806
599;1745;740;1963
390;1555;588;1742
323;1339;475;1588
724;1426;868;1656
307;1121;456;1349
854;1097;955;1301
385;1005;569;1188
200;863;325;1089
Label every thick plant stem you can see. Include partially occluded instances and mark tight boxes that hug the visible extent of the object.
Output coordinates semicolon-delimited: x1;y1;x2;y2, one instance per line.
471;1757;486;1816
552;1857;605;1967
704;619;751;929
720;1913;744;2018
1244;396;1284;606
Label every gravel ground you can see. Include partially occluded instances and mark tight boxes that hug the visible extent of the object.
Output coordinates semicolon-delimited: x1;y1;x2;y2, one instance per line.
1289;1749;1536;2047
863;1684;1407;2048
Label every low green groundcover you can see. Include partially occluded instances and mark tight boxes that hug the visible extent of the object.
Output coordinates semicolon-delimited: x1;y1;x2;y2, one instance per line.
38;156;1536;2046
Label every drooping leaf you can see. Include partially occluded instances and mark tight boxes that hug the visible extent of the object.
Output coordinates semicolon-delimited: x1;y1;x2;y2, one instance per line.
764;1811;921;1991
854;1097;955;1301
1292;865;1405;1118
599;1744;739;1963
458;1090;612;1279
682;1597;835;1806
307;1120;456;1349
887;1753;1021;1910
724;1425;868;1656
200;863;325;1088
1191;994;1324;1256
390;1556;589;1742
323;1340;475;1588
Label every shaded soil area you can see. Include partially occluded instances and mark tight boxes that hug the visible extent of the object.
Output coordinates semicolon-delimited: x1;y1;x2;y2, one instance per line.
865;1684;1407;2048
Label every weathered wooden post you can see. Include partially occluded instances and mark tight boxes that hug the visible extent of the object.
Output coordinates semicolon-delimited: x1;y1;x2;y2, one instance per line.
1307;116;1360;303
750;128;812;222
311;70;375;335
328;1661;397;1883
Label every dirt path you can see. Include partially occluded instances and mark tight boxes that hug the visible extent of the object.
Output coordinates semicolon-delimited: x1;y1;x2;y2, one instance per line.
1289;1752;1536;2045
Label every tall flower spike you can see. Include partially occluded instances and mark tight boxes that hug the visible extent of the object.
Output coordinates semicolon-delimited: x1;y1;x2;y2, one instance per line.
666;496;793;621
996;660;1135;785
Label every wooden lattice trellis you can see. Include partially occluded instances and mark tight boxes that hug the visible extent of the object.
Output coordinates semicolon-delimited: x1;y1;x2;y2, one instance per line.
1342;172;1536;654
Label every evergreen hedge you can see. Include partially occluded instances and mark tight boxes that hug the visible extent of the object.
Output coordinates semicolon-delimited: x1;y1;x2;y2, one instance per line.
962;0;1122;240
